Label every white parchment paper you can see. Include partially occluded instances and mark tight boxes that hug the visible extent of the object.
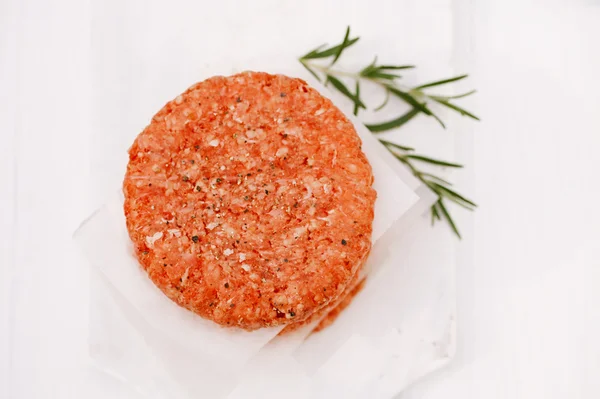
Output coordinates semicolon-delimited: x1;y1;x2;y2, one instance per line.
75;66;427;397
85;1;458;397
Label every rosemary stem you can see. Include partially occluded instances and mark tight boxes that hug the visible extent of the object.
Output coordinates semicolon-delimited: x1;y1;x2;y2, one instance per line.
304;61;420;96
307;63;359;79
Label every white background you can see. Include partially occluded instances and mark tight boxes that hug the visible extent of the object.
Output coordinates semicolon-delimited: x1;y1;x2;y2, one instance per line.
1;0;599;398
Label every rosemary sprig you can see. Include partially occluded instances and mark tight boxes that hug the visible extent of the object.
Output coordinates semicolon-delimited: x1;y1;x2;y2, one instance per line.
299;26;479;238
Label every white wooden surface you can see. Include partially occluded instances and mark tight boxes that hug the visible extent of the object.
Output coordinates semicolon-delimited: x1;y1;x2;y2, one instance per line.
1;0;599;398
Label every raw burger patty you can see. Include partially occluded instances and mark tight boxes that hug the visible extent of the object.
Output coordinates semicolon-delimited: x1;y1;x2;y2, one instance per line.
123;71;376;330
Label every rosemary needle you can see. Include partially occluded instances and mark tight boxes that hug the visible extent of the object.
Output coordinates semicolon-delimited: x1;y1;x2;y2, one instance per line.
299;26;479;238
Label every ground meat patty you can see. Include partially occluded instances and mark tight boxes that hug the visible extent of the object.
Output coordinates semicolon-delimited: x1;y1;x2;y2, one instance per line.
123;71;376;330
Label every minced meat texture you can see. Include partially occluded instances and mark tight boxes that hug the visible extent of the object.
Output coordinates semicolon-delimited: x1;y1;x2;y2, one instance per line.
123;71;376;330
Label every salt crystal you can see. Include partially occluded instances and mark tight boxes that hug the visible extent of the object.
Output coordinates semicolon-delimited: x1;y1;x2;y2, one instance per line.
145;232;163;247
